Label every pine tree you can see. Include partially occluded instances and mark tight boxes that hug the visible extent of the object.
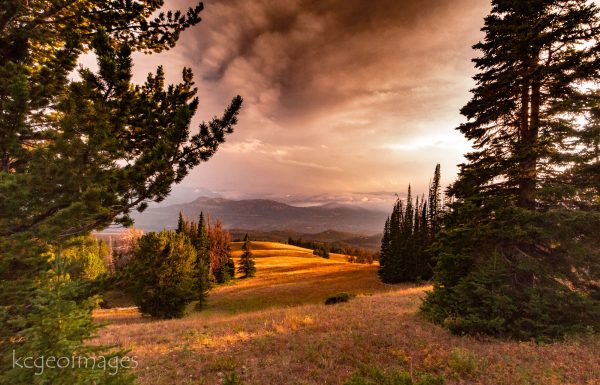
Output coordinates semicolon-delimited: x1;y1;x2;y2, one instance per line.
0;1;243;380
238;233;256;278
422;0;600;339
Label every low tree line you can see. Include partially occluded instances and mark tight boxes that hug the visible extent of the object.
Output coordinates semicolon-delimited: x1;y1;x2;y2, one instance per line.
287;237;376;263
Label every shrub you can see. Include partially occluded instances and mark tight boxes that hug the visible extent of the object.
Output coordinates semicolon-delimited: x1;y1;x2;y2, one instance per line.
223;371;245;385
325;292;353;305
127;231;197;319
447;348;478;378
343;366;444;385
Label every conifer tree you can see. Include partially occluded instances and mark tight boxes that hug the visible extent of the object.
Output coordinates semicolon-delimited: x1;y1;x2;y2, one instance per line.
422;0;600;339
194;212;211;307
0;1;243;380
428;164;441;237
127;231;197;319
208;219;234;283
379;166;442;283
378;216;391;281
238;233;256;278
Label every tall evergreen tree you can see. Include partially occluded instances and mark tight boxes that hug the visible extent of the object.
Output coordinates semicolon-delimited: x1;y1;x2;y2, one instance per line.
0;1;243;381
194;212;211;307
378;216;391;281
176;212;188;234
422;0;600;339
428;164;442;237
238;233;256;278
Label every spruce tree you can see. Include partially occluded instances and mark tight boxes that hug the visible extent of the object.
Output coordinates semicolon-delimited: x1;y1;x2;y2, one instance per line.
422;0;600;339
238;233;256;278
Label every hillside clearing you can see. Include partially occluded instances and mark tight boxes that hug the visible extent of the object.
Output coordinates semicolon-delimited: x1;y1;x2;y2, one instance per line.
94;242;600;385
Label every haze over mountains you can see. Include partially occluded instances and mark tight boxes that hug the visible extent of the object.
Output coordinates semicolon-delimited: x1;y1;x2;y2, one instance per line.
132;196;388;235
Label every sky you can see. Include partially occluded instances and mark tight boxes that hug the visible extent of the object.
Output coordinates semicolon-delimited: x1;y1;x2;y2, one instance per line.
109;0;492;209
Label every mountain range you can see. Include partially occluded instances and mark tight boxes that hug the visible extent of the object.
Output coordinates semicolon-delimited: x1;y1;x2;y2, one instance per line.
131;196;387;235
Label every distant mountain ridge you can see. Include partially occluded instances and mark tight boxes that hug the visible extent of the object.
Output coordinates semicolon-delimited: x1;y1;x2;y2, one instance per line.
132;196;387;234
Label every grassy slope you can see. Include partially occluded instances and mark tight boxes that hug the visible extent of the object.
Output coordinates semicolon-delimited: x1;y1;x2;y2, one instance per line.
95;242;600;385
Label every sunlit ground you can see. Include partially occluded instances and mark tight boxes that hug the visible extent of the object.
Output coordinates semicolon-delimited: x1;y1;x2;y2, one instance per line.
94;243;600;385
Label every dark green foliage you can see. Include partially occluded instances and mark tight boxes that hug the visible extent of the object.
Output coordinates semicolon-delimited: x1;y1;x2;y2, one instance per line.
1;255;135;385
325;292;353;305
422;203;600;340
223;371;245;385
127;231;197;319
422;0;600;339
343;366;445;385
379;165;442;283
238;234;256;278
313;246;330;259
174;212;211;308
1;2;242;381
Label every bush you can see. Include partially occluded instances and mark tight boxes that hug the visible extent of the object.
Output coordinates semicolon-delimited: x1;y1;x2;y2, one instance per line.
127;231;197;319
447;348;478;378
343;366;444;385
223;372;245;385
325;292;353;305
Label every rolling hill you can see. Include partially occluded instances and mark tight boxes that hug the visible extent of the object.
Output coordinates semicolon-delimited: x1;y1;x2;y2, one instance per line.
95;241;600;385
131;196;388;234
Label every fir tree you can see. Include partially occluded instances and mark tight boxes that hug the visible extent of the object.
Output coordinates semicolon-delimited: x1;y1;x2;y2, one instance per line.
422;0;600;339
238;234;256;278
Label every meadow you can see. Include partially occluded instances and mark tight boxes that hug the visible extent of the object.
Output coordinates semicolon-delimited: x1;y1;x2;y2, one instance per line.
94;242;600;385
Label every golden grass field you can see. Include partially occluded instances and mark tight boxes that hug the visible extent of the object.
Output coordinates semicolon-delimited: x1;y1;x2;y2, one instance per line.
94;242;600;385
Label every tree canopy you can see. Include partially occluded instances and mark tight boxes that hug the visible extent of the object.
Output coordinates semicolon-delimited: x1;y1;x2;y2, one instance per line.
422;0;600;340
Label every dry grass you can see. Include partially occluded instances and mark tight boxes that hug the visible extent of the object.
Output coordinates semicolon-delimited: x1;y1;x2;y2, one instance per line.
95;242;600;385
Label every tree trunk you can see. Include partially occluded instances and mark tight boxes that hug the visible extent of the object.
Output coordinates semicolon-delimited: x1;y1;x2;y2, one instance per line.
519;77;540;210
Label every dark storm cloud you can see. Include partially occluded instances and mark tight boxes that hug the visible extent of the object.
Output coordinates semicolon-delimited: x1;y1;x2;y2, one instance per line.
184;0;485;124
136;0;490;204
